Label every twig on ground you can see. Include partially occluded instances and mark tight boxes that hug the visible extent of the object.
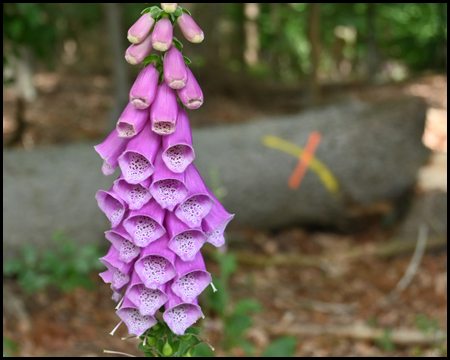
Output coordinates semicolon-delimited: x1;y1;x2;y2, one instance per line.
384;224;429;303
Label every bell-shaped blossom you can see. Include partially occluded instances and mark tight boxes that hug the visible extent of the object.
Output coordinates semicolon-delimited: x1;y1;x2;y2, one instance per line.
113;174;152;211
118;123;161;184
125;33;153;65
116;297;157;336
134;234;177;289
94;129;129;176
123;199;166;247
161;3;177;13
126;271;168;316
127;13;155;44
130;63;159;110
150;149;189;211
151;17;173;52
99;245;135;293
166;211;207;261
171;252;211;303
164;46;188;89
202;189;235;247
177;68;203;109
175;164;215;228
96;187;127;228
105;222;141;264
116;102;149;138
163;283;203;335
150;82;178;135
177;13;204;43
162;104;195;173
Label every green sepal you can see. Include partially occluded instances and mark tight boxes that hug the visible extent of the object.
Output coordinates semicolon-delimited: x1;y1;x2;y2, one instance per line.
183;56;192;65
173;7;183;17
143;54;160;65
183;347;196;357
150;6;163;19
178;334;192;342
169;13;176;24
172;37;183;52
181;8;192;16
184;327;201;336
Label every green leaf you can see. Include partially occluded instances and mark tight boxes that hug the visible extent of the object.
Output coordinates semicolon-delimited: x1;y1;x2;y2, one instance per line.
184;327;201;336
225;314;252;338
172;37;183;52
234;299;263;315
183;56;192;65
238;339;254;356
22;244;37;267
194;342;215;358
173;7;183;17
262;336;297;357
3;259;22;276
181;8;192;16
141;7;152;15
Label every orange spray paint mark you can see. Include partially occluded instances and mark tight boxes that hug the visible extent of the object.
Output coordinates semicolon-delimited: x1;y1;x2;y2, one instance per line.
288;131;322;190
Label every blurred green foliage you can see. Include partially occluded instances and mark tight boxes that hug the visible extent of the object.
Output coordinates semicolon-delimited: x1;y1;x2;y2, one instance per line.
3;337;19;357
202;252;297;356
3;3;447;83
3;230;104;294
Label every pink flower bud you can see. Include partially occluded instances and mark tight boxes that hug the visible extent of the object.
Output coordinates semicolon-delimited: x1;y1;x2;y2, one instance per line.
116;102;149;138
161;3;178;13
164;46;188;89
177;13;204;43
129;63;159;109
150;81;178;135
151;17;173;52
177;67;203;109
125;33;153;65
127;13;155;44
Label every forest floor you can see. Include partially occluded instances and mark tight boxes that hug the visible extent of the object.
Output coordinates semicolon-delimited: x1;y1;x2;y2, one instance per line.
3;71;447;357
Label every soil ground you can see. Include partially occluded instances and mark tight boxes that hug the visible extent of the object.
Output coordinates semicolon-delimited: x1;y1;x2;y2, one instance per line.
3;71;447;357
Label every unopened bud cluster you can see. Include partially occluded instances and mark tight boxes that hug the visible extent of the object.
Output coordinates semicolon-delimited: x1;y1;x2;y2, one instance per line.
95;4;234;337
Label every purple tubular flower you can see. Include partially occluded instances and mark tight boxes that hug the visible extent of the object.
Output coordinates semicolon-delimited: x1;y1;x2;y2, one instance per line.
116;297;157;336
202;189;235;247
175;164;215;228
177;68;203;109
130;63;159;110
99;245;135;293
113;174;152;211
151;17;173;52
171;252;212;302
96;187;127;228
150;81;178;135
166;211;207;261
94;129;128;176
116;102;149;138
127;13;155;44
164;46;188;89
105;223;141;264
125;33;153;65
126;271;168;316
163;282;203;335
118;123;161;184
177;13;204;44
162;104;195;173
150;149;189;211
161;3;177;13
134;234;177;289
123;199;166;247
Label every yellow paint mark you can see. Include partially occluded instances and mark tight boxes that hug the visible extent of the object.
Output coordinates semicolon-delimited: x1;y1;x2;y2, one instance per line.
262;135;340;195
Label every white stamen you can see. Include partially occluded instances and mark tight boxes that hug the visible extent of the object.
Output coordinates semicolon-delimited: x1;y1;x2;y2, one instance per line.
110;320;123;336
143;331;149;346
103;350;137;357
121;335;136;340
210;282;218;292
115;296;125;309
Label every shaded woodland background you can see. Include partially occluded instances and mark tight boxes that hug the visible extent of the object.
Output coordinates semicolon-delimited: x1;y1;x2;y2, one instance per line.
3;3;447;357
